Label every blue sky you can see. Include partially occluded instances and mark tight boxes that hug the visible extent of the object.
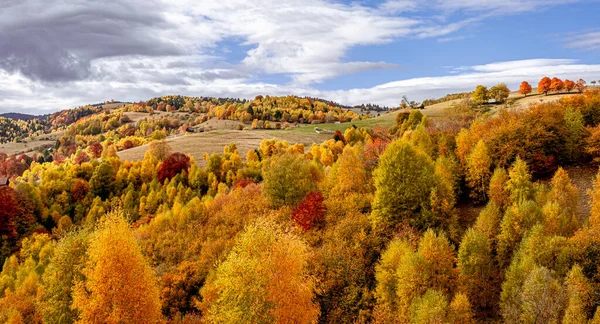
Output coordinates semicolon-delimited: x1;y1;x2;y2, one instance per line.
1;0;600;113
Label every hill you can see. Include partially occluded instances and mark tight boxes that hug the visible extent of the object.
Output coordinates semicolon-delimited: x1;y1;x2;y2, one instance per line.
0;112;47;120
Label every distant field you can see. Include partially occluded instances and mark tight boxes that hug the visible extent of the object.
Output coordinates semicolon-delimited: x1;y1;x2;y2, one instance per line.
0;131;62;155
118;129;330;164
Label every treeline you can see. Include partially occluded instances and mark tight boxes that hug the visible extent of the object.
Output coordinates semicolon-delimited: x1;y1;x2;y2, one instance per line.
0;91;600;322
423;92;471;106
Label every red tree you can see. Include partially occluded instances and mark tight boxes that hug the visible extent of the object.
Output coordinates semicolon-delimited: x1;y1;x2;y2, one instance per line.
365;137;391;169
158;153;191;183
72;179;90;201
518;81;532;97
291;191;326;231
0;187;18;237
538;77;552;95
89;142;103;158
550;77;564;93
74;151;90;165
234;179;255;189
564;79;576;93
121;140;134;151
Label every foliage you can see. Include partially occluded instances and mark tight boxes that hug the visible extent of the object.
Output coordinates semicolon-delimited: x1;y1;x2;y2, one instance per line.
200;219;319;324
518;81;533;96
471;85;489;104
72;211;163;323
291;191;326;231
158;153;191;184
262;153;317;207
370;140;437;230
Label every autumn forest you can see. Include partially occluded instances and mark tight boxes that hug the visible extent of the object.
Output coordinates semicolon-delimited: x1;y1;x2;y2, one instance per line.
2;83;600;323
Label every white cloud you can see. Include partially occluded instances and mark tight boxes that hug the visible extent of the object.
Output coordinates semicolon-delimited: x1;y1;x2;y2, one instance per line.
0;0;595;114
566;31;600;50
319;58;600;106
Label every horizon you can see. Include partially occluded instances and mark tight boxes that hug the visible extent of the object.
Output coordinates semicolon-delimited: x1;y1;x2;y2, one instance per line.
2;0;600;114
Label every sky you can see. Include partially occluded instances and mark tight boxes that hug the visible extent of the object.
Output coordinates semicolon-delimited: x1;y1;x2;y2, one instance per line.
1;0;600;114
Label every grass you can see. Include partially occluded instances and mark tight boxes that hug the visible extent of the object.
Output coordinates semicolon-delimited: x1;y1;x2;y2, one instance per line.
118;129;330;165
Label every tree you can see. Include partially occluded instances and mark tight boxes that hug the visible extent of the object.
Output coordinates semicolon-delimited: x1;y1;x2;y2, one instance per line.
72;212;162;323
520;266;566;324
563;265;592;324
370;140;437;230
457;228;496;311
506;157;534;204
200;219;320;324
543;167;579;236
538;77;552;95
564;79;576;93
472;85;489;104
550;77;564;93
89;160;115;200
38;230;90;323
262;153;317;207
466;140;492;202
146;140;172;162
74;151;89;165
374;231;456;322
88;142;103;159
0;187;17;237
448;293;475;324
157;152;191;183
409;289;448;324
576;79;587;92
489;83;510;103
589;171;600;228
489;168;511;210
291;191;326;231
518;81;533;97
564;107;585;161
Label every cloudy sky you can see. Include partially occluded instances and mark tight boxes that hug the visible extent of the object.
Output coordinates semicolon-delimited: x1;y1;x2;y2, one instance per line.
1;0;600;114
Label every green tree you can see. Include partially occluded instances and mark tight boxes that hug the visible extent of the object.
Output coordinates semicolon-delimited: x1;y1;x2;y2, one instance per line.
506;157;534;205
370;140;437;230
262;153;317;207
564;107;585;161
410;289;449;324
88;160;115;200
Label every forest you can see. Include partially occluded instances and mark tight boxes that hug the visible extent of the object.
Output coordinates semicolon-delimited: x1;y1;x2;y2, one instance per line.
1;88;600;323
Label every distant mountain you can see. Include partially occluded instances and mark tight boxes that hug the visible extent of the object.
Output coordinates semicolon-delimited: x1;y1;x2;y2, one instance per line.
0;112;47;121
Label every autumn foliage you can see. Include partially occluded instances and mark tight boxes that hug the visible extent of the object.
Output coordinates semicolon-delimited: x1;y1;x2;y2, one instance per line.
291;191;326;230
518;81;532;96
0;187;17;237
538;77;551;95
157;152;191;183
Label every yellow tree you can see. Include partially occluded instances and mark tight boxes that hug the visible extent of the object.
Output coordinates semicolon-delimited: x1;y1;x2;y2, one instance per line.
543;167;579;236
72;212;162;323
466;140;492;202
563;265;592;324
457;228;496;311
200;219;319;324
448;293;475;324
488;168;511;210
